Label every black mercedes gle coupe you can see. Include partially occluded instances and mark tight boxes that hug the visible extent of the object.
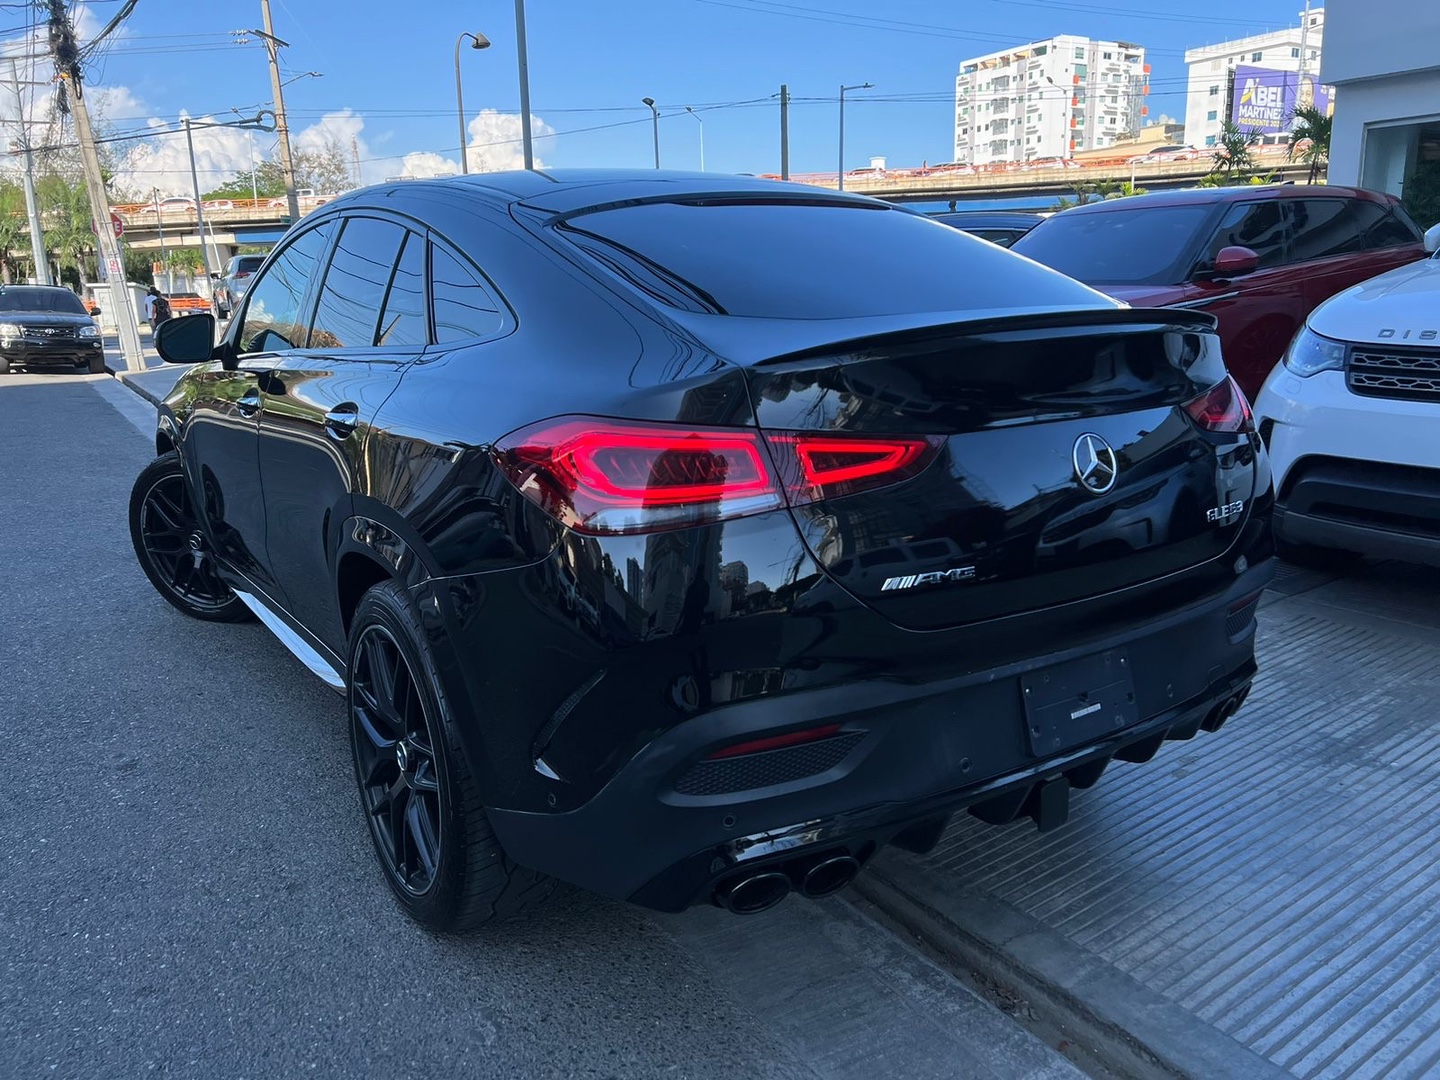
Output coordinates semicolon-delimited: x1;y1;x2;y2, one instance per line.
130;170;1274;931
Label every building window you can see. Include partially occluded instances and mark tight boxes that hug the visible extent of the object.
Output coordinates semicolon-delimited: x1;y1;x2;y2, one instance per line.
1211;60;1221;71
1291;47;1300;58
1074;47;1084;60
1209;85;1219;97
1207;110;1218;121
1252;51;1262;62
1205;135;1216;146
1103;51;1113;60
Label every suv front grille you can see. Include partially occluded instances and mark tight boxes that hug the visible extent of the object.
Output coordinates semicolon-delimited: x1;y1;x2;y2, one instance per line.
1348;347;1440;402
23;325;75;338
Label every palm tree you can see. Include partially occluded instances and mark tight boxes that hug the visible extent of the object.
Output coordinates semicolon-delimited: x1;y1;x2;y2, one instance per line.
1207;122;1261;185
1288;105;1332;184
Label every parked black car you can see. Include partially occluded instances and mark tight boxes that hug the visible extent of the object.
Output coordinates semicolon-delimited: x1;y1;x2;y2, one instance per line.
0;285;106;374
931;209;1045;247
130;170;1274;931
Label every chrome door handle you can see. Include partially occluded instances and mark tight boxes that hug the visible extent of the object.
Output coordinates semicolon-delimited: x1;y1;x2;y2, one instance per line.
236;390;261;417
324;403;360;440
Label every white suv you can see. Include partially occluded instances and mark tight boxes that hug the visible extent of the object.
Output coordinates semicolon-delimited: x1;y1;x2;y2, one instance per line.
1255;222;1440;567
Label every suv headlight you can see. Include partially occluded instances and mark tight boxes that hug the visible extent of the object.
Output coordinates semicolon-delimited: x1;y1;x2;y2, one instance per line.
1282;326;1347;377
0;322;20;344
78;324;100;339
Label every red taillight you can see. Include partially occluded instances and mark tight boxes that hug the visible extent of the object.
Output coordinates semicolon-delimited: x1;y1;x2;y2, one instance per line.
706;724;843;760
494;417;939;535
1184;376;1253;433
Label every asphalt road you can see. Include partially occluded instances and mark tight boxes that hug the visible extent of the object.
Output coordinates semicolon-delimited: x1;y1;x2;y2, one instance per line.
0;373;1082;1080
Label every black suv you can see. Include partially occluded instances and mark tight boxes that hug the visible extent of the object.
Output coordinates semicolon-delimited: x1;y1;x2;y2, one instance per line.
130;171;1274;931
0;286;106;374
212;254;265;319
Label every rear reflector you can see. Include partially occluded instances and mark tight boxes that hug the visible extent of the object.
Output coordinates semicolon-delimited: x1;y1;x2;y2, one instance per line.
1184;376;1253;433
495;416;941;535
706;724;844;760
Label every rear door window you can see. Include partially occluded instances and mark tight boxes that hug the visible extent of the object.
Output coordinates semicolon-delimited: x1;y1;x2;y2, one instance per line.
308;216;407;349
1204;201;1291;269
562;200;1107;317
1365;209;1423;249
1013;205;1214;286
1288;199;1382;261
237;220;335;353
378;232;428;347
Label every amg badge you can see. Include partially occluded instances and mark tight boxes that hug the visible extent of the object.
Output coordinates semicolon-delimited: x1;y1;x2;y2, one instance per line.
881;566;977;592
1206;500;1244;522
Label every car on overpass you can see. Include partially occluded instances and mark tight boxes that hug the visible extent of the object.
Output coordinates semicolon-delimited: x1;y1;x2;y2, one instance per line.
1255;221;1440;567
129;169;1273;932
1011;185;1428;399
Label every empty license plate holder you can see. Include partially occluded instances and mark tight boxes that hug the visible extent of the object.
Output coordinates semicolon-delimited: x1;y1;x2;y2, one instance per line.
1021;648;1138;756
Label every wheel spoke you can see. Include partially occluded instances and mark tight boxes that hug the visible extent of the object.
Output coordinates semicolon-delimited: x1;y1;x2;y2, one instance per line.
405;796;439;884
364;634;400;715
410;758;439;794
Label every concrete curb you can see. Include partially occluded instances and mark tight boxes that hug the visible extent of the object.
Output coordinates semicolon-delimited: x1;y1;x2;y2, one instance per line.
113;369;166;407
855;856;1292;1080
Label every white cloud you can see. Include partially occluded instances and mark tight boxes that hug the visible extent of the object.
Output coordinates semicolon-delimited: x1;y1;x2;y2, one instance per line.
112;113;257;199
394;151;458;180
294;109;364;156
464;110;552;173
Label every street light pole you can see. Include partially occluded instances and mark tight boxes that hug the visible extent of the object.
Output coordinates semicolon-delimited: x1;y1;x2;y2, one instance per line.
183;118;215;286
453;32;491;175
685;106;704;171
837;82;873;191
256;0;299;221
6;58;49;285
514;0;534;169
642;97;660;168
151;189;169;292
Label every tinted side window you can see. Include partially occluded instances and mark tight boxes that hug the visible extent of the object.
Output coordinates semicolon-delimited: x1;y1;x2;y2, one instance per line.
238;222;335;353
309;217;407;349
431;245;505;343
1205;201;1290;269
1366;209;1422;249
1288;199;1382;262
378;232;427;347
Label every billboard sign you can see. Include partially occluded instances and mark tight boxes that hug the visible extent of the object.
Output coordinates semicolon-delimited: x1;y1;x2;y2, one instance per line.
1231;66;1333;135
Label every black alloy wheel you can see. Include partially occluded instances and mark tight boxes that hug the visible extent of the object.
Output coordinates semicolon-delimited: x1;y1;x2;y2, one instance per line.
351;624;444;896
347;581;553;931
128;452;252;622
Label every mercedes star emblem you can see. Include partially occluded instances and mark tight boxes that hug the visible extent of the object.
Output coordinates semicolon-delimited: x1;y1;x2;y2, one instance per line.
1072;433;1118;495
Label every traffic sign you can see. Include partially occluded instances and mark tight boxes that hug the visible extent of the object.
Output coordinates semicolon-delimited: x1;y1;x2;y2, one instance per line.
90;212;123;239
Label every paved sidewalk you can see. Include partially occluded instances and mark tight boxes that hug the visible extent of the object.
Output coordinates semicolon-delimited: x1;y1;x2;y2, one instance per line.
865;561;1440;1079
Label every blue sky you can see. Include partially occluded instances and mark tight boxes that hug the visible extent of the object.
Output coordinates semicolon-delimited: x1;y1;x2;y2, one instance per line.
61;0;1321;189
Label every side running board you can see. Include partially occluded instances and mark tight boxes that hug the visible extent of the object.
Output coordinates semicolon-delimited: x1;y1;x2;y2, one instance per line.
233;590;346;693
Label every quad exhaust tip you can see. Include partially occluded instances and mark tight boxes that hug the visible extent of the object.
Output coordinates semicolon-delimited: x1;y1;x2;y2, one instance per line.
798;855;861;899
715;871;792;915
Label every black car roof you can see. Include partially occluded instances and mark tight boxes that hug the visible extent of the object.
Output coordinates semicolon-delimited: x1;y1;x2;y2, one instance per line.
933;211;1045;229
324;169;876;217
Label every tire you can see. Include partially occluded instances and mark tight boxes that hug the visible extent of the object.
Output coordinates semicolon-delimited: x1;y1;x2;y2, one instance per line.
87;354;105;374
128;453;253;622
348;579;553;931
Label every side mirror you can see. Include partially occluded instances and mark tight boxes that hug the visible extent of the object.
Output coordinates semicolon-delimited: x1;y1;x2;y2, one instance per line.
1425;223;1440;254
210;272;221;280
1213;245;1261;277
88;306;100;316
154;312;217;365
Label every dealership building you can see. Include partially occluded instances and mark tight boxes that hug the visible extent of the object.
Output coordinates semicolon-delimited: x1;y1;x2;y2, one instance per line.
1182;9;1326;148
1322;0;1440;208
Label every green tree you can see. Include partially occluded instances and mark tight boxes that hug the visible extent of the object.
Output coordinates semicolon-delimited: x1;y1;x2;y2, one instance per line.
1052;177;1146;211
204;142;355;201
1403;160;1440;230
0;181;31;283
1205;122;1262;185
1287;105;1332;184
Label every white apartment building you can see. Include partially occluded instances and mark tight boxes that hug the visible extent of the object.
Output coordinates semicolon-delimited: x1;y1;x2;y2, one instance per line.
1183;8;1325;149
954;36;1149;166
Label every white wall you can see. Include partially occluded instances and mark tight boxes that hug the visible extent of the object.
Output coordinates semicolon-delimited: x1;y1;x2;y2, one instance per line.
1322;0;1440;85
1327;69;1440;192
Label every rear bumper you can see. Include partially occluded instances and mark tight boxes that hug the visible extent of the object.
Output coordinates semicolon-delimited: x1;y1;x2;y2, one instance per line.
486;559;1272;911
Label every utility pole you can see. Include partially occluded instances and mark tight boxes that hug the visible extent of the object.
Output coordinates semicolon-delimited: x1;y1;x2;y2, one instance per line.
779;84;790;180
151;190;168;293
6;58;49;285
183;119;216;284
257;0;299;220
47;0;145;371
351;134;361;188
1298;0;1312;83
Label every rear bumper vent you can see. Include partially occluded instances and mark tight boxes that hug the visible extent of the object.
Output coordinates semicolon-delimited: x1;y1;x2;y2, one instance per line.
674;733;865;796
1348;348;1440;402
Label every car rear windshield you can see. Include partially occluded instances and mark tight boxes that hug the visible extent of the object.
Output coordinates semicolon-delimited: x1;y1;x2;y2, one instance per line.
559;199;1103;319
236;257;264;272
1013;205;1215;287
0;288;87;314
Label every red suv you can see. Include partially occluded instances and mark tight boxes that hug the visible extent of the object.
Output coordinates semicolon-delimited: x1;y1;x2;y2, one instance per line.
1011;186;1427;399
